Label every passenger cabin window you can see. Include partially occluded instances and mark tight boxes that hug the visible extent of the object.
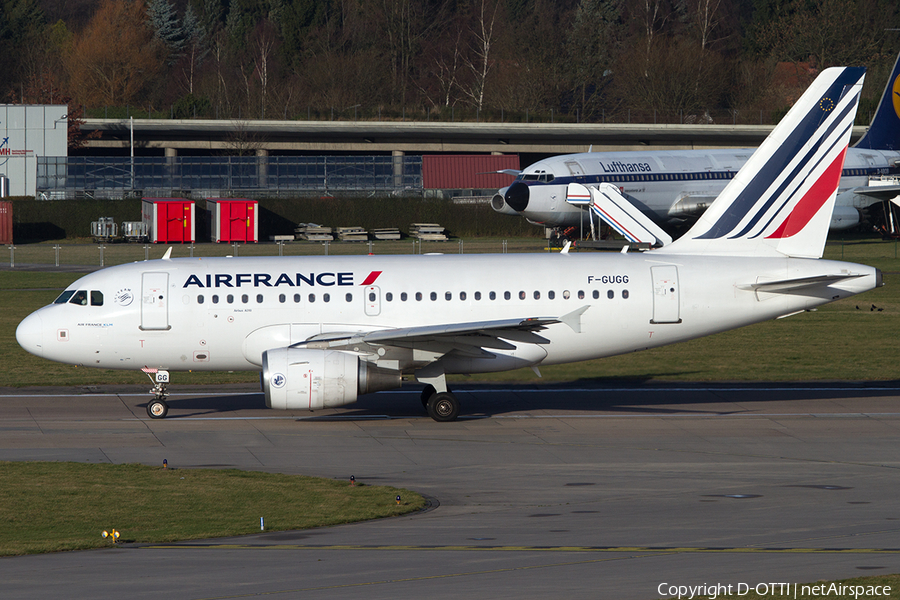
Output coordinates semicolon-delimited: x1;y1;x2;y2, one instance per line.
430;292;437;301
294;293;301;303
323;293;330;302
256;294;263;303
346;293;353;302
474;292;481;301
385;292;393;302
460;291;467;301
279;294;286;303
401;292;408;301
198;295;205;304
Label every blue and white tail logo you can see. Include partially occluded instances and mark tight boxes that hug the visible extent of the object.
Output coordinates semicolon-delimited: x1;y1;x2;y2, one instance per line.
855;53;900;151
661;67;865;259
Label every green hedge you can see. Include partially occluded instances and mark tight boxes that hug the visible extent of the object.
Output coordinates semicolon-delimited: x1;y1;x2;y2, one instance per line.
9;196;539;242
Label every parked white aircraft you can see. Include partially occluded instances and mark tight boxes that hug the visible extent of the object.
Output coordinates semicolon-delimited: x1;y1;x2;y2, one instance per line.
492;54;900;237
16;67;881;421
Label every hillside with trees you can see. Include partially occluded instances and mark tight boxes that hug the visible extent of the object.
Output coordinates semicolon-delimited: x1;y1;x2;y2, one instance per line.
2;0;898;125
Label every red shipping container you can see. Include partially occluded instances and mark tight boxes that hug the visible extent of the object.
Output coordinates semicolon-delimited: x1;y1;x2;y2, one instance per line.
142;199;195;243
0;201;11;244
422;155;519;190
208;199;259;243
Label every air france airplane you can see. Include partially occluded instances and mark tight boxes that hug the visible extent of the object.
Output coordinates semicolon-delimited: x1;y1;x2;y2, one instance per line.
492;54;900;237
16;67;881;421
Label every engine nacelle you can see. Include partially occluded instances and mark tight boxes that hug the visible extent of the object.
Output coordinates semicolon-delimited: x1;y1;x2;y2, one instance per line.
830;205;861;230
262;348;401;411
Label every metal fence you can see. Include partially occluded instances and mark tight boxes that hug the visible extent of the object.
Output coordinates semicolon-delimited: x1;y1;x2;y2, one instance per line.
36;155;424;199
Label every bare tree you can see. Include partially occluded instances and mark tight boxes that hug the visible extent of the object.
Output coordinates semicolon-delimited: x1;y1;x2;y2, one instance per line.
460;0;501;112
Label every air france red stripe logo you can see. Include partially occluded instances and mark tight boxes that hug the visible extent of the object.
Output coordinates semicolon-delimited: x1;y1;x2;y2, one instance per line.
360;271;383;286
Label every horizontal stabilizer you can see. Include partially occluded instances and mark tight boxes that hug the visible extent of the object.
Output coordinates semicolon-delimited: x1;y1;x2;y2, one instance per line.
738;273;867;294
567;182;672;247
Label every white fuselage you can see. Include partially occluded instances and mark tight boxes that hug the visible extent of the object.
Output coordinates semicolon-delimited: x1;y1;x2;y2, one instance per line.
16;252;879;376
500;147;900;228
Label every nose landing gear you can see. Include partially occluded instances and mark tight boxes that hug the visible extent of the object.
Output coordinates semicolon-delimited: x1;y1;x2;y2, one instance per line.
142;367;170;419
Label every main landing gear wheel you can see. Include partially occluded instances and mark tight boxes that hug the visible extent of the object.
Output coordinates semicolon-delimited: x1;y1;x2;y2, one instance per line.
420;385;436;407
427;392;460;422
147;398;169;419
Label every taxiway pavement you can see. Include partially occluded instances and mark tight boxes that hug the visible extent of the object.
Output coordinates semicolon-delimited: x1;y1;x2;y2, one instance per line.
2;382;900;599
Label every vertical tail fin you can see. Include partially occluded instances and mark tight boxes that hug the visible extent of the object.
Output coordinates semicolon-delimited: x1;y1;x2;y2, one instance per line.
659;67;865;259
854;52;900;151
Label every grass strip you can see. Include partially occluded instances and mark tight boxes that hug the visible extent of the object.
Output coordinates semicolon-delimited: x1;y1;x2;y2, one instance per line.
0;461;425;556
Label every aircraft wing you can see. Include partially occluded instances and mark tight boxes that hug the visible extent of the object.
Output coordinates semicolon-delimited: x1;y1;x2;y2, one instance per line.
298;308;589;357
847;184;900;203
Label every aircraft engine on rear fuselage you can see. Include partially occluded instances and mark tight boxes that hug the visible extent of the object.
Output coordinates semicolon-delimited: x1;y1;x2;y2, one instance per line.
262;348;401;410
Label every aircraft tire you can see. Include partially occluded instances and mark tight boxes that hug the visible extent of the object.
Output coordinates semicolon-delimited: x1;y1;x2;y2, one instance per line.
420;385;436;407
427;392;459;422
147;399;169;419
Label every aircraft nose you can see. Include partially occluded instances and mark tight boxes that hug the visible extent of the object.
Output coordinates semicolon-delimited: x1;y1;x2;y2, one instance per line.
504;181;530;212
16;311;44;358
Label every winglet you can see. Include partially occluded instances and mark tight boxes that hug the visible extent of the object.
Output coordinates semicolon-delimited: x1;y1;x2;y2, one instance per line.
560;306;589;334
162;247;173;260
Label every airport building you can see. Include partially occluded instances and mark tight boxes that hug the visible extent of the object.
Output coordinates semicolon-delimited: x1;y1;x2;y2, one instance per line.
0;105;68;197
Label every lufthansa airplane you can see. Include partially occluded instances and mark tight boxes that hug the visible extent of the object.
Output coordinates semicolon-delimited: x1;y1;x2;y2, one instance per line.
492;54;900;237
16;67;881;421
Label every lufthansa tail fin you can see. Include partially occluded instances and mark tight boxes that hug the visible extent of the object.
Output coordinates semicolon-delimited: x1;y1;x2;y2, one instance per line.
854;52;900;151
659;67;865;259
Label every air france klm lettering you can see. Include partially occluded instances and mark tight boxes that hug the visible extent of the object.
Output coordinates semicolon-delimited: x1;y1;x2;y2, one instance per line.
16;68;882;422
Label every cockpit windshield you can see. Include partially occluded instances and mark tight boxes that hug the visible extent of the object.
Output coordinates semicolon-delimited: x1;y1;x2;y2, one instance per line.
69;290;88;305
522;172;555;182
54;290;75;304
52;289;103;306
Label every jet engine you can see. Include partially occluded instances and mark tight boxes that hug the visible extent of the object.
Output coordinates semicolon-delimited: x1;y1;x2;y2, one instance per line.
262;348;401;410
830;205;861;230
491;187;520;215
